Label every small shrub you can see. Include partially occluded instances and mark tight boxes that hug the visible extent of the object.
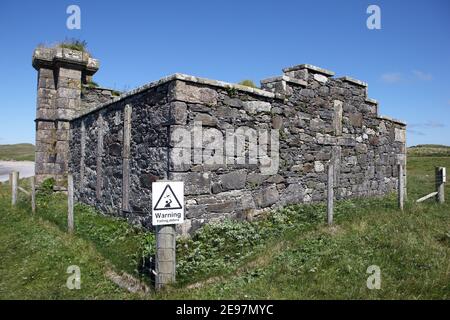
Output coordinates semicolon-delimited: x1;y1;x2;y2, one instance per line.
58;38;88;53
36;178;55;205
226;87;238;97
86;81;99;88
238;80;258;88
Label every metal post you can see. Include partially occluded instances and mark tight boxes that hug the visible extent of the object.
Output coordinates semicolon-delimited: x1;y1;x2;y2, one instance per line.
327;164;334;225
155;224;176;290
67;174;74;233
398;164;404;211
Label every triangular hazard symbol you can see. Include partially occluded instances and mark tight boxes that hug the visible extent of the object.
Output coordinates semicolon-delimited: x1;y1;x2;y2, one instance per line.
154;184;183;211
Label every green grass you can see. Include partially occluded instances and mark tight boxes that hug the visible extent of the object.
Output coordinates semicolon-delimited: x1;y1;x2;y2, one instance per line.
0;156;449;299
0;189;141;299
163;156;450;299
0;144;35;161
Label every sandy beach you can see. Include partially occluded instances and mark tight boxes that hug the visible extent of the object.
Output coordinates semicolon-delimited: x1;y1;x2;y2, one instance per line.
0;161;35;182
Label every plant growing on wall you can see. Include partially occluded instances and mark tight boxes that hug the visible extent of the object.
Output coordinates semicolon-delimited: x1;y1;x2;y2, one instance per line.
58;38;89;53
238;79;258;88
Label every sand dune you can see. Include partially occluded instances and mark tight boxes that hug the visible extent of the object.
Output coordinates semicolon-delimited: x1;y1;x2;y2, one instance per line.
0;161;35;182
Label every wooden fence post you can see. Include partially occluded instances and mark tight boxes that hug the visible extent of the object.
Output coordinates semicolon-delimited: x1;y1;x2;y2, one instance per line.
155;225;176;290
436;167;445;204
398;164;404;211
122;104;132;213
67;174;74;233
30;177;36;214
10;171;19;206
327;164;334;225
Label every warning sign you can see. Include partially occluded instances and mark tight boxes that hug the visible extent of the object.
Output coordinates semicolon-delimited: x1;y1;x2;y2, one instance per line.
152;181;184;225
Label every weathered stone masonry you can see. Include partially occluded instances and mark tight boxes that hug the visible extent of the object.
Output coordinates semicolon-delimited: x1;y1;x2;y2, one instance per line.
33;48;406;235
33;47;116;189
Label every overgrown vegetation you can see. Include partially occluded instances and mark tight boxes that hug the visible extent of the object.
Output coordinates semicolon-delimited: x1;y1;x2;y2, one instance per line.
58;38;89;53
34;178;154;279
0;156;449;299
238;79;258;88
111;90;121;97
0;143;35;161
86;80;99;88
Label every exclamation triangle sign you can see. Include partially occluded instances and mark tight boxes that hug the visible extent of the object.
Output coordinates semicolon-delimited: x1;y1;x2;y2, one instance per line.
153;184;183;211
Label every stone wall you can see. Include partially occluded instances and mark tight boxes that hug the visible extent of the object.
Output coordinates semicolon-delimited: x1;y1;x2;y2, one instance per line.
68;66;406;235
81;86;118;111
70;82;172;227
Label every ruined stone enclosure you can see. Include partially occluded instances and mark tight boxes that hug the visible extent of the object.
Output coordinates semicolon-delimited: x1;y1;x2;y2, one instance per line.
33;47;406;235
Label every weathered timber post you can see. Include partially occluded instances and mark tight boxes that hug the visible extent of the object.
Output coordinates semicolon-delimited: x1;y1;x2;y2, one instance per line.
155;225;177;290
30;177;36;214
10;171;19;206
398;164;404;211
122;105;132;213
436;167;446;204
327;164;334;225
96;113;104;200
67;174;74;233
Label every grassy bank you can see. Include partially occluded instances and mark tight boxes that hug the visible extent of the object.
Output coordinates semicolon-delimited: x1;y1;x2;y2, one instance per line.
0;193;140;299
408;144;450;157
0;156;449;299
0;144;35;161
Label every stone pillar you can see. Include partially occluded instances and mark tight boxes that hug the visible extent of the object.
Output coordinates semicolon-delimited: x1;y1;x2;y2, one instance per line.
282;64;335;83
32;47;99;189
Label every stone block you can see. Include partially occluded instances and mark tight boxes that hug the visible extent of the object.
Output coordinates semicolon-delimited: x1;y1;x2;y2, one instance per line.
254;185;279;208
272;115;283;129
171;81;218;106
243;101;271;114
37;108;57;119
220;169;247;191
314;161;324;172
394;128;406;143
349;113;363;127
170;102;187;125
223;97;243;108
207;201;236;213
169;172;211;195
314;74;328;83
279;183;305;206
194;113;218;127
37;122;56;130
169;147;192;172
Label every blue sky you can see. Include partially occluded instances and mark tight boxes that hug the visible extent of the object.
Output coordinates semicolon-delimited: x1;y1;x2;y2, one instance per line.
0;0;449;146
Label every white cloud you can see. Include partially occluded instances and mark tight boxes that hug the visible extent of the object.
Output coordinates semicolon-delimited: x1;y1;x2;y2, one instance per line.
409;121;445;128
412;70;432;81
381;73;402;83
407;129;426;136
381;70;433;84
